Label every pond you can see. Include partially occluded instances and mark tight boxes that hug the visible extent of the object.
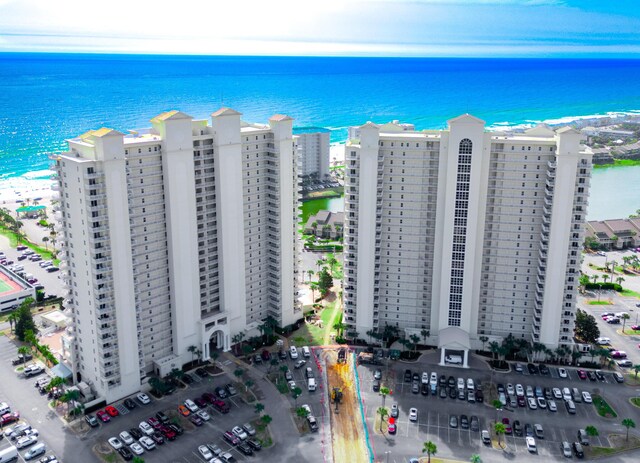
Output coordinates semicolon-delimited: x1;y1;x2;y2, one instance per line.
300;196;344;224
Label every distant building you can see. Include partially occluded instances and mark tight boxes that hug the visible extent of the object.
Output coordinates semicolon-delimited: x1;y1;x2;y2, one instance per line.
343;115;591;365
586;218;640;250
348;120;415;141
0;265;35;312
294;128;330;178
589;147;614;165
51;108;301;403
304;211;344;240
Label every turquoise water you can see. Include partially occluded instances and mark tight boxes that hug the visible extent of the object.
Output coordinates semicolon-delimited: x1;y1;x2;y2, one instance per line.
300;197;344;224
2;54;640;179
589;166;640;221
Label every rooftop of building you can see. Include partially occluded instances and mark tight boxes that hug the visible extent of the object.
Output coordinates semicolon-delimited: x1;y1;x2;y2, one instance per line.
587;218;640;238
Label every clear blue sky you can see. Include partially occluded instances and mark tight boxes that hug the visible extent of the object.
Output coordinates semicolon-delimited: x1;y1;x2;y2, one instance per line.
1;0;638;57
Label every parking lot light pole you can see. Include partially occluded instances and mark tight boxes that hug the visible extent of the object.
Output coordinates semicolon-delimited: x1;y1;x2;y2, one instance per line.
385;450;391;463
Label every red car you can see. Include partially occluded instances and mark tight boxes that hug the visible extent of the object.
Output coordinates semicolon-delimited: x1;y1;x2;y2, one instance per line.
223;431;240;445
517;396;526;407
147;417;161;429
202;392;216;404
105;405;119;417
576;369;587;380
630;325;639;331
194;397;207;408
501;418;512;434
261;350;271;361
1;412;20;426
96;410;111;422
388;423;396;434
212;399;230;414
159;425;176;441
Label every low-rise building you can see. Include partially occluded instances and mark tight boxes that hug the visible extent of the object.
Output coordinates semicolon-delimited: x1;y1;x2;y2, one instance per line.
586;218;640;250
304;210;344;239
0;265;35;312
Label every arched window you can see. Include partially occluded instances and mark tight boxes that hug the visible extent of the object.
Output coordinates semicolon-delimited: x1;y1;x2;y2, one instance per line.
459;138;472;155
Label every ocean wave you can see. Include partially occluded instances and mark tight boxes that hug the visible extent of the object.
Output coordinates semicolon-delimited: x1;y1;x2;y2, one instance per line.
486;110;640;132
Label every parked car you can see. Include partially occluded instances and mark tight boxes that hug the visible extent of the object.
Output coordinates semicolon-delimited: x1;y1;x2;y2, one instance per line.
223;431;240;446
119;431;134;445
123;398;137;410
558;368;568;378
177;405;190;417
409;408;418;422
232;426;248;440
561;441;572;458
96;410;111;422
189;414;203;426
85;414;99;427
105;406;119;417
136;393;150;404
139;436;156;450
215;386;228;399
117;447;133;461
108;437;123;450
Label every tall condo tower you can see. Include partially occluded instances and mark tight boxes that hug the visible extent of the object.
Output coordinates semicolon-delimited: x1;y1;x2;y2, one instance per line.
343;115;591;366
52;109;300;402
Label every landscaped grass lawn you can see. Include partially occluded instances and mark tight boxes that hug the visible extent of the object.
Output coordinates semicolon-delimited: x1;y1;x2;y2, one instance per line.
588;300;613;305
630;397;640;407
592;394;617;418
620;289;640;298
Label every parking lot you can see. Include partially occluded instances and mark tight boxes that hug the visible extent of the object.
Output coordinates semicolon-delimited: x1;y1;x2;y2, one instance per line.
0;241;64;299
357;350;635;463
82;370;274;463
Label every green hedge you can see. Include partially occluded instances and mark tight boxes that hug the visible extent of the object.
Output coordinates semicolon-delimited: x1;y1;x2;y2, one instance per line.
585;282;622;291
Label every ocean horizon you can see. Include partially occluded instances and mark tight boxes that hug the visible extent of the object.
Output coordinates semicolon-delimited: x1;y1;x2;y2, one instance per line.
2;54;640;203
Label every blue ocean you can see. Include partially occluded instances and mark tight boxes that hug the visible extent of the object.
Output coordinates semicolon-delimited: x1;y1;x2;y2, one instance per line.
1;54;640;180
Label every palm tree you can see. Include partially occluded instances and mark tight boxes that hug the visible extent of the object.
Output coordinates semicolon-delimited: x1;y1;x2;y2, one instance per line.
409;334;420;354
571;350;583;366
255;403;265;415
591;274;599;284
333;321;347;338
470;454;482;463
261;414;272;426
492;399;503;421
616;276;625;287
17;345;31;363
379;386;390;407
231;332;245;355
633;364;640;378
602;274;610;284
377;407;388;431
622;418;636;441
187;345;197;364
489;341;500;361
422;441;437;463
296;407;310;419
621;313;631;333
585;425;599;438
479;335;489;352
62;389;80;417
307;269;314;283
420;329;430;347
7;311;18;333
292;387;302;407
42;236;49;249
494;422;506;448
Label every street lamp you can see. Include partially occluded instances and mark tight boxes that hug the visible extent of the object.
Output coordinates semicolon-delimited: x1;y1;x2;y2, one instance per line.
385;451;391;463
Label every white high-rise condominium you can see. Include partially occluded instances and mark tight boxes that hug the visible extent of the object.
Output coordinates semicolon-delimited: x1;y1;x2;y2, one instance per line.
294;128;330;178
52;108;300;402
343;114;591;367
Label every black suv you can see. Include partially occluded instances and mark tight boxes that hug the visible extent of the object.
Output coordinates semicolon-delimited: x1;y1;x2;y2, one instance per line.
118;447;133;461
403;369;412;382
156;411;169;423
538;364;550;375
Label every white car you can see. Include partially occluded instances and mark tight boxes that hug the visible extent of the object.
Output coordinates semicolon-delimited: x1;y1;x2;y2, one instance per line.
197;410;211;421
558;368;568;378
409;408;418;422
130;442;145;455
302;404;312;415
548;399;557;412
139;436;156;450
243;423;256;436
527;397;538;410
537;397;547;409
582;391;592;403
526;385;534;398
506;383;515;396
526;436;537;453
138;421;154;436
421;372;429;384
562;387;572;401
290;346;299;359
457;377;465;391
553;387;562;400
199;445;214;460
288;380;297;390
184;399;199;413
16;435;38;449
232;425;248;440
108;437;123;450
515;384;524;397
119;431;134;445
136;392;150;404
429;372;438;386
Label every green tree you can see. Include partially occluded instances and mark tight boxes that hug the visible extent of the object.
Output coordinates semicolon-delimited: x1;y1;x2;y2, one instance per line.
46;376;65;392
422;441;437;463
14;298;37;342
7;311;18;333
234;368;245;379
24;329;39;352
255;403;265;415
585;425;599;438
379;386;390;407
261;414;272;426
187;345;198;364
296;406;310;419
17;345;31;363
377;407;388;432
622;418;636;441
479;336;489;352
169;368;185;381
494;422;506;448
633;364;640;378
280;365;289;378
420;329;430;346
492;399;503;421
575;309;600;344
489;341;500;361
409;334;420;354
621;313;631;333
245;379;254;392
470;455;482;463
132;457;145;463
317;268;334;297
